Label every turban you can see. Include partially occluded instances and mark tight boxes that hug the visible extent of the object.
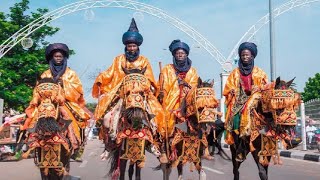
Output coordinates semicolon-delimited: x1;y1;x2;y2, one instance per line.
45;43;69;61
238;42;257;58
122;18;143;46
169;39;190;56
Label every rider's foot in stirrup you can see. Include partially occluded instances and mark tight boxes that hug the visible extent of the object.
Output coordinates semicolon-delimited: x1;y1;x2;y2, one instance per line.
74;156;83;162
71;152;83;162
235;153;245;162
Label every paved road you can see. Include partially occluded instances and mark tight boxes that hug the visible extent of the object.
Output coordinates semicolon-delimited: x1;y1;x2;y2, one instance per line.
1;139;320;180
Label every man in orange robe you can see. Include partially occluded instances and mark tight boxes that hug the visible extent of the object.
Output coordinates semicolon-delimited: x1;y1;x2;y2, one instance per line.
158;40;199;158
223;42;268;161
22;43;91;161
92;19;166;147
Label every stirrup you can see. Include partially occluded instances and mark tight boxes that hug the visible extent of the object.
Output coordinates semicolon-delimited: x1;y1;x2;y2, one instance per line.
235;153;245;162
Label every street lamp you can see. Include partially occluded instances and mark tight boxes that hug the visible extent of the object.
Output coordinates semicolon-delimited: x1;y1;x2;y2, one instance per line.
269;0;276;81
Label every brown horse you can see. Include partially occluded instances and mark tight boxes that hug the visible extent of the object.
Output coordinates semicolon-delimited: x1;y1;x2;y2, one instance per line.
22;78;72;180
106;67;161;180
230;77;300;180
157;78;221;180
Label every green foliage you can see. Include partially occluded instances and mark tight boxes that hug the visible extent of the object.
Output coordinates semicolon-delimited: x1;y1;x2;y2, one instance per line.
0;0;59;112
85;103;97;113
301;73;320;102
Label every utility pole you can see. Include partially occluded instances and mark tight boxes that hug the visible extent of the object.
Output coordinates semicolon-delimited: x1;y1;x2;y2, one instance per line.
269;0;276;81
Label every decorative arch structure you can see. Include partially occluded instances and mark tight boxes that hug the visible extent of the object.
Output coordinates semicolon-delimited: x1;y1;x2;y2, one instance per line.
0;0;227;69
227;0;320;62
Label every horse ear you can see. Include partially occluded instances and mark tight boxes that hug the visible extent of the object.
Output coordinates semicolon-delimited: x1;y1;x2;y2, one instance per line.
141;66;147;74
121;66;129;75
286;77;296;87
275;76;281;86
197;77;203;87
210;79;215;88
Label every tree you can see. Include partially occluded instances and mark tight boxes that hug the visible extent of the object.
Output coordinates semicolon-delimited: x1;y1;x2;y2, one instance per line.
301;73;320;102
85;103;97;113
0;0;60;112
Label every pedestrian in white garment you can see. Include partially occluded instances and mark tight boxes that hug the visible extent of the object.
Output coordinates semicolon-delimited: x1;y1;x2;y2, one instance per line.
306;124;317;144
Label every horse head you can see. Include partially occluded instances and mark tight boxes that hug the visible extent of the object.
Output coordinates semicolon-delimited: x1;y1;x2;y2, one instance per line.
260;76;300;142
186;78;221;134
120;66;151;130
34;78;63;139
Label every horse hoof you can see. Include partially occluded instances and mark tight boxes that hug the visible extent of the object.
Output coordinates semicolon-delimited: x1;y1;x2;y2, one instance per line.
202;155;214;160
178;175;183;180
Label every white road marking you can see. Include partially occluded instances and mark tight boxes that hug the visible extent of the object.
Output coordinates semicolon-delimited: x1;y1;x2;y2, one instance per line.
79;160;88;168
88;151;96;157
202;166;225;174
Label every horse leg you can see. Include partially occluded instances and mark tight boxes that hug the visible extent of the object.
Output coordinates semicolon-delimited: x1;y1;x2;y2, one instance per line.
161;163;171;180
119;159;127;180
128;163;134;180
251;150;270;180
135;161;142;180
231;144;245;180
177;162;183;180
198;161;205;180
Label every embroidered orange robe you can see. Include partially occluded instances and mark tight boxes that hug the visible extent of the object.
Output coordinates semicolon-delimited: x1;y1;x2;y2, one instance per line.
23;68;91;145
92;54;166;137
223;67;268;140
158;64;199;137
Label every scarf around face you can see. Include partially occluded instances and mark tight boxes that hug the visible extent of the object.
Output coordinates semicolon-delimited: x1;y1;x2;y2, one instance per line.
125;47;140;62
238;58;254;76
49;58;67;82
173;56;192;73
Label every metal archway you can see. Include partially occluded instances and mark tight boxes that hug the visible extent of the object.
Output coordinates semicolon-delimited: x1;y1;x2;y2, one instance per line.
227;0;320;62
0;0;227;69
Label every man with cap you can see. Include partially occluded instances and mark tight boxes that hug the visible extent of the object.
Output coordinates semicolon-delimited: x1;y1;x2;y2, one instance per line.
92;18;166;155
157;39;199;159
223;42;268;162
22;43;91;161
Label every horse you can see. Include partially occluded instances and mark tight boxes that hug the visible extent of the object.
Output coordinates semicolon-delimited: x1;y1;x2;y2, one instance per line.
158;78;221;180
229;77;300;180
106;67;161;180
22;78;72;180
206;119;231;160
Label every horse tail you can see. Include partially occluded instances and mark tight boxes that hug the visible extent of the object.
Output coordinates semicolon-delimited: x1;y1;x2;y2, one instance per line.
107;148;120;176
217;145;232;160
152;163;162;171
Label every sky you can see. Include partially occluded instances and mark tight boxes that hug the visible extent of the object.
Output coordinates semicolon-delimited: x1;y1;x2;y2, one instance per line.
1;0;320;103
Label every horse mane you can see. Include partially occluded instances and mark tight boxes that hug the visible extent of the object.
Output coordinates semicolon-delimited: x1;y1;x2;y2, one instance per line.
122;66;147;75
37;77;56;84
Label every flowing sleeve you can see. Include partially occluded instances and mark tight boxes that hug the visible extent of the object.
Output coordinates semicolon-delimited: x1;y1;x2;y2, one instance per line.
158;65;174;103
261;71;268;85
223;70;238;106
63;69;86;107
92;58;117;98
23;88;40;130
252;67;269;92
143;58;158;94
188;68;199;88
25;88;40;116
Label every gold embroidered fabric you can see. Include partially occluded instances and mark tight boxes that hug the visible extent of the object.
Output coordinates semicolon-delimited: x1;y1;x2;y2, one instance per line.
92;55;166;137
158;64;199;137
186;87;219;123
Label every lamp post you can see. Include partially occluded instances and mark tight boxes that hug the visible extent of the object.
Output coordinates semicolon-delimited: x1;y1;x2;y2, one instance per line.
269;0;276;81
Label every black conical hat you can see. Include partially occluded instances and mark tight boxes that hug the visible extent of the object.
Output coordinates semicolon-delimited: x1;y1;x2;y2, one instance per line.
128;18;139;32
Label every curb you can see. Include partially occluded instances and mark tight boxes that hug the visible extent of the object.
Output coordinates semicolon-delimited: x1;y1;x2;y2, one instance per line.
279;150;320;162
222;143;320;162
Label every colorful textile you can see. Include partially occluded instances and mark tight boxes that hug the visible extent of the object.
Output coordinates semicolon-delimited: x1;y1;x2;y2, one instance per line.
92;54;166;137
158;64;198;137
